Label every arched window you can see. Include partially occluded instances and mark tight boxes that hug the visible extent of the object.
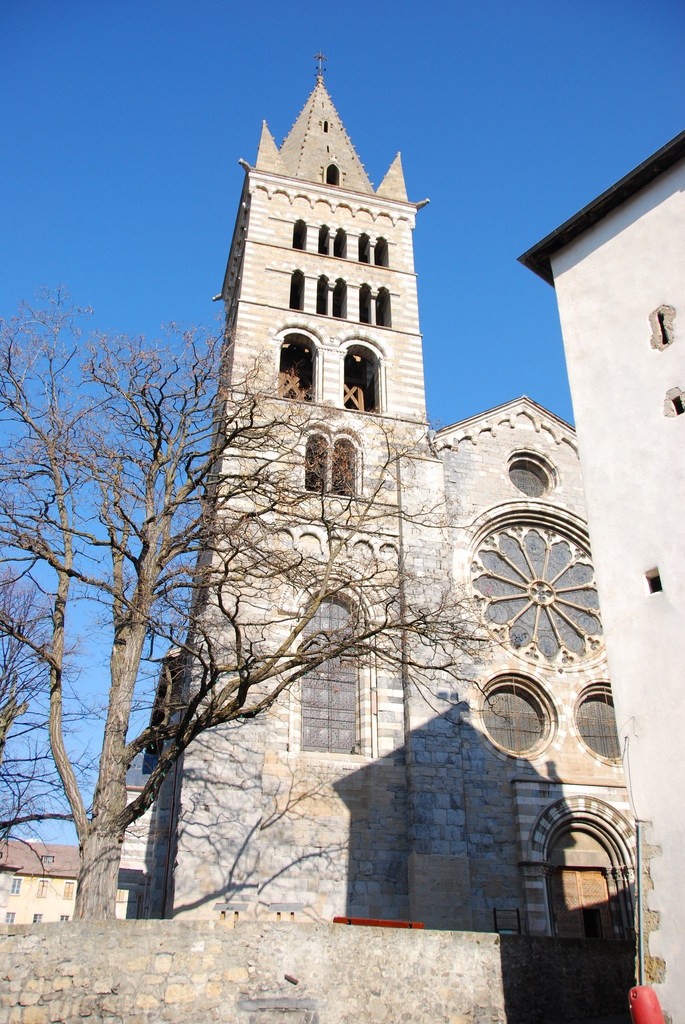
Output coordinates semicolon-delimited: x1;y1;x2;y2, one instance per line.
279;335;314;401
374;237;389;267
344;347;379;413
334;228;347;259
359;284;372;325
323;120;329;134
332;439;356;496
289;270;305;311
318;225;330;256
332;279;347;319
292;220;307;251
316;276;329;316
375;288;391;328
301;599;358;754
305;434;328;492
326;164;340;186
358;234;371;264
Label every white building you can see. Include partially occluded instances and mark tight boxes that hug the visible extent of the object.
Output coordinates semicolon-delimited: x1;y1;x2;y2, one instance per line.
520;129;685;1019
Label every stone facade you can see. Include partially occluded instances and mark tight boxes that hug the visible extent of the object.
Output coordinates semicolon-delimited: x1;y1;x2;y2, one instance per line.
0;919;634;1024
127;77;636;950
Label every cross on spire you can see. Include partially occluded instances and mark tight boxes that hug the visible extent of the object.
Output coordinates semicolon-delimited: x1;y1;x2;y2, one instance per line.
313;52;327;78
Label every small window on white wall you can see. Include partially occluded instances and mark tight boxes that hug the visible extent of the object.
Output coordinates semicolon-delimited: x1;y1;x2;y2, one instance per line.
649;305;675;351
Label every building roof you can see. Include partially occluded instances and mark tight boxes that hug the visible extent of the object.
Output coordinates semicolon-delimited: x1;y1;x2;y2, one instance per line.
518;129;685;285
0;840;80;879
252;76;410;204
277;75;374;194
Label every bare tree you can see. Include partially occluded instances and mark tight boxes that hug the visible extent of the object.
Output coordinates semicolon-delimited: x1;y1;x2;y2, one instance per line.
0;290;484;919
0;570;87;838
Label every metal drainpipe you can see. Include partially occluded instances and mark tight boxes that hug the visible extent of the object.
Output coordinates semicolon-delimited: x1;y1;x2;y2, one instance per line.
636;818;644;986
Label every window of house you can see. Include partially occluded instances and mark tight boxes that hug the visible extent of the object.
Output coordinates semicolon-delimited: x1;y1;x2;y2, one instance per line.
64;881;75;900
664;387;685;416
292;220;307;251
279;335;314;401
33;914;43;923
37;878;49;897
358;234;371;264
332;279;347;319
576;686;620;760
42;855;54;866
316;275;329;316
334;229;347;259
649;304;675;351
326;164;340;185
359;284;372;325
374;237;389;267
301;599;358;754
305;434;328;493
60;915;70;922
375;287;391;328
318;225;330;255
5;912;15;923
344;348;379;412
10;877;21;895
116;888;128;903
332;439;356;496
645;568;663;594
289;270;305;311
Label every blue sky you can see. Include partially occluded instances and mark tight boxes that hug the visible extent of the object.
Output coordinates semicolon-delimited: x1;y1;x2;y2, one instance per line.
2;0;683;429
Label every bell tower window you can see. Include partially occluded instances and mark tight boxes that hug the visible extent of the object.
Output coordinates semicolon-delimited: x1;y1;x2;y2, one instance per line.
292;220;307;251
375;288;391;328
334;229;347;259
344;348;379;413
305;434;328;492
359;284;372;325
358;234;371;264
289;270;305;311
279;335;314;401
316;276;329;316
374;237;389;267
332;439;356;496
318;225;330;256
332;279;347;319
326;164;340;186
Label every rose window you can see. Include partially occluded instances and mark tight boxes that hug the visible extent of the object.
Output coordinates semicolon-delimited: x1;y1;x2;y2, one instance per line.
472;527;602;662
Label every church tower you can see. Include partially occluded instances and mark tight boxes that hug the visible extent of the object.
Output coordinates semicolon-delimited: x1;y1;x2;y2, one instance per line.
166;70;442;923
220;71;427;426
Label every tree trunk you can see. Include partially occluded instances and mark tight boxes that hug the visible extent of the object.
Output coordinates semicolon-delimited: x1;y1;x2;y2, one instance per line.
74;827;125;920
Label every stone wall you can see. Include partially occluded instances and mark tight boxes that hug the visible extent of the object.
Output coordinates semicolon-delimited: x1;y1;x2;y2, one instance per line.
0;920;633;1024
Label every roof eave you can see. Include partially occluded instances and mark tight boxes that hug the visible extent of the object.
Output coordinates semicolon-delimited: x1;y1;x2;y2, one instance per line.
518;128;685;287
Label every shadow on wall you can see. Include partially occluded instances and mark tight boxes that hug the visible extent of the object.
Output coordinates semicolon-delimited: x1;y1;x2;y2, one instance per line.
144;701;635;1020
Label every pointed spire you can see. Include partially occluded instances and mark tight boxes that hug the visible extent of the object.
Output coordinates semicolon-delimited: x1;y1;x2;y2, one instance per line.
278;78;374;194
255;121;287;174
376;153;408;202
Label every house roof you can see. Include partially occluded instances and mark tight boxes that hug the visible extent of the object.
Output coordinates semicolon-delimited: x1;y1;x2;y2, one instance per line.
0;840;80;879
518;129;685;285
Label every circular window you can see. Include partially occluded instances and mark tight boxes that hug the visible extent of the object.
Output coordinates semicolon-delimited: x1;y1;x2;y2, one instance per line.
576;687;621;760
482;677;551;755
509;456;552;498
472;526;603;663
